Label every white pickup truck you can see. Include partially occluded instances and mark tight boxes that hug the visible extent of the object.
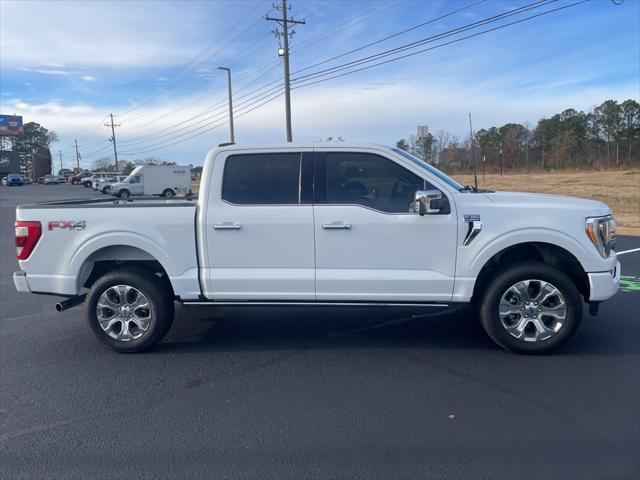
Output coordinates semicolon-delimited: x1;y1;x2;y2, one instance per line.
13;143;619;353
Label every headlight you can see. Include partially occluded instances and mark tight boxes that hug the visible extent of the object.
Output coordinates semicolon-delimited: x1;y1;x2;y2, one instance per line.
586;215;616;258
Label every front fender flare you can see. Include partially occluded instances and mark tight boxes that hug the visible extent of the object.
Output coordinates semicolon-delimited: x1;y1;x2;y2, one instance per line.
465;228;595;278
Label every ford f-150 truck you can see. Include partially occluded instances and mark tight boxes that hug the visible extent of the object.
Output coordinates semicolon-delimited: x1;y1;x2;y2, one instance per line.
13;143;619;353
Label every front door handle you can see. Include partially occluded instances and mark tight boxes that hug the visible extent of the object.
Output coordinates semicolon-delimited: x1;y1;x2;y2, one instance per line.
322;222;352;230
213;223;242;230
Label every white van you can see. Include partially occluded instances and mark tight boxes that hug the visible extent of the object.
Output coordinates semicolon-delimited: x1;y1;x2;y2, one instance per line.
111;165;192;198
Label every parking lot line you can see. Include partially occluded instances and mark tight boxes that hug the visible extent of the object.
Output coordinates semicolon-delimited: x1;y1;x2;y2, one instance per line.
617;247;640;255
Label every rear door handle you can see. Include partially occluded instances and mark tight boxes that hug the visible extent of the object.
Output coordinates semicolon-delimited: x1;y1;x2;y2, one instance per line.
322;222;352;230
213;223;242;230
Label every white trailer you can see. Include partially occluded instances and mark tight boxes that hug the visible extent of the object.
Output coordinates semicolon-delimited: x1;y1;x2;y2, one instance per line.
111;165;191;198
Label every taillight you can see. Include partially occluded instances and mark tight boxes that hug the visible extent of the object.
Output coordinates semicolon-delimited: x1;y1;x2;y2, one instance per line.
15;221;42;260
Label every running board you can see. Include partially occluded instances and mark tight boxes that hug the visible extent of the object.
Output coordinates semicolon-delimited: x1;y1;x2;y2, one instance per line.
181;301;449;308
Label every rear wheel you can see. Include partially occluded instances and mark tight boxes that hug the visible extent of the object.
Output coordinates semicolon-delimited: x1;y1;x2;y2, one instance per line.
86;268;174;353
479;262;583;354
162;189;175;198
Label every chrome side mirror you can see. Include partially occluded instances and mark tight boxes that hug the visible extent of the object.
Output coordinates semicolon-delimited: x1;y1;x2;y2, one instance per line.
413;190;442;215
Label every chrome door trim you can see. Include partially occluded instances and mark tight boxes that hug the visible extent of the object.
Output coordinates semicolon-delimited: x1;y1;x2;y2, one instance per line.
182;301;449;307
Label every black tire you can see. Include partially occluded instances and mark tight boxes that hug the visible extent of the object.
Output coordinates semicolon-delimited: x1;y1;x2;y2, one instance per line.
119;189;130;199
162;189;175;198
84;181;92;188
478;261;583;354
86;267;174;353
102;186;110;194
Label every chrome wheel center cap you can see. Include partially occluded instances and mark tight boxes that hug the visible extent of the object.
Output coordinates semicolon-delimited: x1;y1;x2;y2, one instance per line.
525;305;538;317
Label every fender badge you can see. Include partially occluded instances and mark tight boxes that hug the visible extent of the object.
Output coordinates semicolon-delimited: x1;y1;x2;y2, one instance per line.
463;214;480;222
48;220;86;231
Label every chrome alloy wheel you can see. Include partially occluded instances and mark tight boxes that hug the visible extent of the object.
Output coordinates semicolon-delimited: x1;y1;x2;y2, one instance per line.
96;285;151;341
498;279;567;342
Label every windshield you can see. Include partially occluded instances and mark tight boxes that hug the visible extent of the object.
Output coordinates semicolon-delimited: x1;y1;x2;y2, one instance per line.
390;147;465;191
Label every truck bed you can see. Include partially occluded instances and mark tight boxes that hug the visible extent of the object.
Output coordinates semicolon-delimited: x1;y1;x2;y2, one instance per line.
15;196;200;299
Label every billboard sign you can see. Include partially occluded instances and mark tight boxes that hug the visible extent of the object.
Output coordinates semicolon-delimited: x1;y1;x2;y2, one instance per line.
0;150;20;175
0;115;24;136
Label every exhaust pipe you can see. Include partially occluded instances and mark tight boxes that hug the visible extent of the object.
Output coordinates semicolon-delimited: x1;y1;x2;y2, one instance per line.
56;294;86;312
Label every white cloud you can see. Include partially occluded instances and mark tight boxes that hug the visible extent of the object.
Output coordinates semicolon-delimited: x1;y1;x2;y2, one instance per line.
41;62;66;68
81;75;97;82
33;69;74;76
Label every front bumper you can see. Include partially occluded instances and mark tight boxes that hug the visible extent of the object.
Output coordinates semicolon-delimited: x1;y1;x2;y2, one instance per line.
588;260;620;301
13;271;31;293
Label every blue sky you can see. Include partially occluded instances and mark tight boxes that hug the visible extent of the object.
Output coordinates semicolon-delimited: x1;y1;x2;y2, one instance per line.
1;0;638;168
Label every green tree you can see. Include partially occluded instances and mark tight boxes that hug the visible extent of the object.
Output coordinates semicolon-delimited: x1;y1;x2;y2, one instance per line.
13;122;57;176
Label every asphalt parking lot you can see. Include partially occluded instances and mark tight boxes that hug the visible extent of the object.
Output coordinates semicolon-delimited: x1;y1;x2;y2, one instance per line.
1;183;639;480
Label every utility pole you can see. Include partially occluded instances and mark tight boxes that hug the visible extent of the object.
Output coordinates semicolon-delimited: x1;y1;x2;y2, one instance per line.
266;0;305;142
73;139;81;172
218;67;235;143
104;113;120;172
468;113;477;188
58;150;63;173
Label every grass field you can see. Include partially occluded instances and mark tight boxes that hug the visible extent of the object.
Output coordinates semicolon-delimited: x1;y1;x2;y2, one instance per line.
193;169;640;235
455;170;640;235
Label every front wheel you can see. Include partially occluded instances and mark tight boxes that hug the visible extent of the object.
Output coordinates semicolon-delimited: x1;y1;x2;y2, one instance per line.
119;189;130;199
162;189;175;198
86;268;174;353
479;262;583;354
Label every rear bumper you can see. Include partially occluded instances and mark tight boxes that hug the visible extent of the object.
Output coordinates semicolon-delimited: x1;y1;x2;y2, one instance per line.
588;260;620;301
13;271;77;295
13;271;31;293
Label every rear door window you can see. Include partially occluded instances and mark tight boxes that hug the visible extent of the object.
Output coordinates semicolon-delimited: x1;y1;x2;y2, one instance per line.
222;153;302;205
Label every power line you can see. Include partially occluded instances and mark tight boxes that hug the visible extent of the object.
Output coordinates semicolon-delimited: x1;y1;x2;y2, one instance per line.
115;0;269;120
108;0;491;150
116;0;588;157
103;1;396;148
292;0;555;83
291;0;587;89
115;0;541;152
119;5;273;124
121;90;285;156
292;0;487;75
121;85;285;154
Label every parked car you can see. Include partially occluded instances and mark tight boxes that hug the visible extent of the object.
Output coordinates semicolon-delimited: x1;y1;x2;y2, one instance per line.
36;177;45;185
13;143;619;354
111;165;191;198
44;175;58;185
6;174;24;186
98;175;128;194
83;172;121;188
70;171;91;185
56;176;67;184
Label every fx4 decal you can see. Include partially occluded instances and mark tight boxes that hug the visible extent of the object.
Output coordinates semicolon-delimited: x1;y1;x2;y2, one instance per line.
48;220;86;231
